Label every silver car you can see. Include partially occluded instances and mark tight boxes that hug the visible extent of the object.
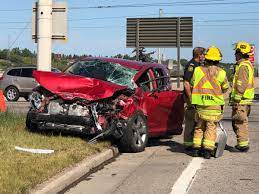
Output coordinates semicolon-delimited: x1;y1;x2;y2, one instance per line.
0;67;60;101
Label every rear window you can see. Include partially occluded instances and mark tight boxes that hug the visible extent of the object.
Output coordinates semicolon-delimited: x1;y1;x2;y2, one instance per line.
7;69;21;76
21;68;35;78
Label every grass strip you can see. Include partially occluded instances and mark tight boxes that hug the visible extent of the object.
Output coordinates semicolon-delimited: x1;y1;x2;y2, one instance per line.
0;112;110;194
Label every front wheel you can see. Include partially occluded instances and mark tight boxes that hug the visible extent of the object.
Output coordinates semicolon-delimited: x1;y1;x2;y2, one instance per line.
26;109;38;132
117;111;149;153
5;86;19;101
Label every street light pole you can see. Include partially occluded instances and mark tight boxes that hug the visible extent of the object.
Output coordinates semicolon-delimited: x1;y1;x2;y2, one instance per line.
37;0;52;71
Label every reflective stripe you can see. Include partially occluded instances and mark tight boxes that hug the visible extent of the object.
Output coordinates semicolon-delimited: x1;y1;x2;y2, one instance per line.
203;139;215;149
237;80;242;86
234;94;242;100
184;141;193;146
192;88;222;96
238;140;249;147
193;67;222;95
193;138;202;148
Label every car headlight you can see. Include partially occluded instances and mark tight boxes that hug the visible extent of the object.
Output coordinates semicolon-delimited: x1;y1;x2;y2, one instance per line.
30;91;43;110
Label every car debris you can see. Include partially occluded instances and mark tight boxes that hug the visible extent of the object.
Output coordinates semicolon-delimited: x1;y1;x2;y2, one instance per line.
15;146;54;154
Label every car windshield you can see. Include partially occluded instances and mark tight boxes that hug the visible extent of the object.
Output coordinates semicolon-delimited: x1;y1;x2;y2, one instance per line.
65;60;137;89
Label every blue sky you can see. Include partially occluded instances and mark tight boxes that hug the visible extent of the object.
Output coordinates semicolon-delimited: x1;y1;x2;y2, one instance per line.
0;0;258;63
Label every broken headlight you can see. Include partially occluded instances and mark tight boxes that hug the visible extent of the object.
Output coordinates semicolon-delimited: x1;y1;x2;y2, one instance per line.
30;91;43;110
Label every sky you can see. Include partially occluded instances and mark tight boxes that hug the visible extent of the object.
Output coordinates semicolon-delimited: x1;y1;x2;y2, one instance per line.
0;0;258;63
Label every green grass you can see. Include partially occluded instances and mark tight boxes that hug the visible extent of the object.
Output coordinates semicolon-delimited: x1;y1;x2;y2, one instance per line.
0;112;110;194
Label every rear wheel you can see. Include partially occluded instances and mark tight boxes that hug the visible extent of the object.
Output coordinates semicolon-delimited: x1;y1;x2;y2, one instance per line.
5;86;19;101
117;111;148;153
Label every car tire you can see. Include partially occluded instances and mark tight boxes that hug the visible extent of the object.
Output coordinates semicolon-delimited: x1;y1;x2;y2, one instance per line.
117;111;149;153
26;109;38;132
5;86;20;101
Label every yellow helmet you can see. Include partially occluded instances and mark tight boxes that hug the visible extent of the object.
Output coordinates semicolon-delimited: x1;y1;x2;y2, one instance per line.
234;41;252;55
204;46;222;61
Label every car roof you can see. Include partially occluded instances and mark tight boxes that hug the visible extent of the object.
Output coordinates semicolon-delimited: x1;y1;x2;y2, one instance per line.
5;66;60;71
6;66;36;70
81;57;166;71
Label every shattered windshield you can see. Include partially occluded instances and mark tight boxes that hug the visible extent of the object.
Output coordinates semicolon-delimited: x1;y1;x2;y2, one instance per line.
65;60;138;89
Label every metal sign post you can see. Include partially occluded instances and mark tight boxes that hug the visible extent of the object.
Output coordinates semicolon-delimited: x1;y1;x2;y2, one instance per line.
32;0;67;71
36;0;53;71
177;18;181;88
136;20;140;61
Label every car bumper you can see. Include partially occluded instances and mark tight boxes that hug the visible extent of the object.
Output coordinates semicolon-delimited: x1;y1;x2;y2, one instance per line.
29;112;95;133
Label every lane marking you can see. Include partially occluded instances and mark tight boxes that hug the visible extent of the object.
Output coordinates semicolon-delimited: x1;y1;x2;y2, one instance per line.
170;158;204;194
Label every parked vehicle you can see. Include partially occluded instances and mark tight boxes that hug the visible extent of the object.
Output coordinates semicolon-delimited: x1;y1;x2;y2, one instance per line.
26;58;184;152
0;66;60;101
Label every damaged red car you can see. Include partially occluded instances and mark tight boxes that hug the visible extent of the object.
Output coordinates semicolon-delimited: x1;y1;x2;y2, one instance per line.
26;57;184;152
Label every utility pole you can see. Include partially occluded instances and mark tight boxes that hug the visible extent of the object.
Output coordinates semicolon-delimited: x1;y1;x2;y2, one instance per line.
37;0;53;71
157;9;163;64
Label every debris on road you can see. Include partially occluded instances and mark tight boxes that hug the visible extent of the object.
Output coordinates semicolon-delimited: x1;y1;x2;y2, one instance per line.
15;146;54;154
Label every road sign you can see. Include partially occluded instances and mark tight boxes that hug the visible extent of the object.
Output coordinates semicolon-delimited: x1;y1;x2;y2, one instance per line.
126;17;193;48
32;1;68;42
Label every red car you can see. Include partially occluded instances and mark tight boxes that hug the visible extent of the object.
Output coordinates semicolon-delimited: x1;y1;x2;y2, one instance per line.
26;57;184;152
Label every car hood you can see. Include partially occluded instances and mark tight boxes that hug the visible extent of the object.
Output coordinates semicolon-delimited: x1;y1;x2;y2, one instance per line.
33;71;128;101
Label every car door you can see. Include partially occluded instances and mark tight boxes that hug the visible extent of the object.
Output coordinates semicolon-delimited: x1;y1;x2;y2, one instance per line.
135;69;175;136
19;68;37;93
152;67;184;135
6;68;22;89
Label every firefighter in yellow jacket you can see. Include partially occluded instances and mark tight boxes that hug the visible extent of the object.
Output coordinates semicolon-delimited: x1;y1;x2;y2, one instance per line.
230;41;254;152
191;46;229;159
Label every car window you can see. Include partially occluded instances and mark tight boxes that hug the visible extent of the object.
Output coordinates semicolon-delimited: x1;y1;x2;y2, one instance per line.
51;68;61;73
136;70;154;91
153;68;166;89
21;68;35;78
7;69;21;76
65;60;137;89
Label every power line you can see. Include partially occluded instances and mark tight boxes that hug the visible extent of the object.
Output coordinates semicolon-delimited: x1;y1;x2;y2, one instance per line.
8;22;31;49
1;0;258;11
4;22;259;31
3;17;259;25
69;13;156;21
164;11;259;15
69;1;259;9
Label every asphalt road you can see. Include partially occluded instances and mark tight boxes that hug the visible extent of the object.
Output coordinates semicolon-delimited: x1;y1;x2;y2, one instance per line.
64;103;259;194
5;95;259;194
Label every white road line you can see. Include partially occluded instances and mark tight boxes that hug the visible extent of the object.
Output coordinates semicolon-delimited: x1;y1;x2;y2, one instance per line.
170;158;204;194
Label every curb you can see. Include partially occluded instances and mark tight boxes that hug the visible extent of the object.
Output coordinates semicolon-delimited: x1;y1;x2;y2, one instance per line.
30;147;119;194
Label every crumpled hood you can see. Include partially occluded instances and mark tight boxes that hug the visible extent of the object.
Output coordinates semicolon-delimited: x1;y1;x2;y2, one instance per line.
33;71;128;101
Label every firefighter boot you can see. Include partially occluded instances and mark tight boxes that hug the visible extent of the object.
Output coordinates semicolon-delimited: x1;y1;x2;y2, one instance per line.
235;145;249;152
202;149;211;159
190;148;200;157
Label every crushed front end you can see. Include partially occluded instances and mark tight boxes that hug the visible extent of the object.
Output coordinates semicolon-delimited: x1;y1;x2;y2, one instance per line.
26;86;138;140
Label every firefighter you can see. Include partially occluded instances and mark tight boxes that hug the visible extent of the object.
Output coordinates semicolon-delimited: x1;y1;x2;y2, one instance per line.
183;47;205;151
191;46;229;159
230;41;254;152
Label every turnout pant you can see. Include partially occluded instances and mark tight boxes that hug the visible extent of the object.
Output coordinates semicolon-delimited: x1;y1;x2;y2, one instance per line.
193;116;218;151
232;104;250;148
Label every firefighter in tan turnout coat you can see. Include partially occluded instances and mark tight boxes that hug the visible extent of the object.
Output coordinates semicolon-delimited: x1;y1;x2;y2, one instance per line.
191;46;229;159
230;41;254;152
